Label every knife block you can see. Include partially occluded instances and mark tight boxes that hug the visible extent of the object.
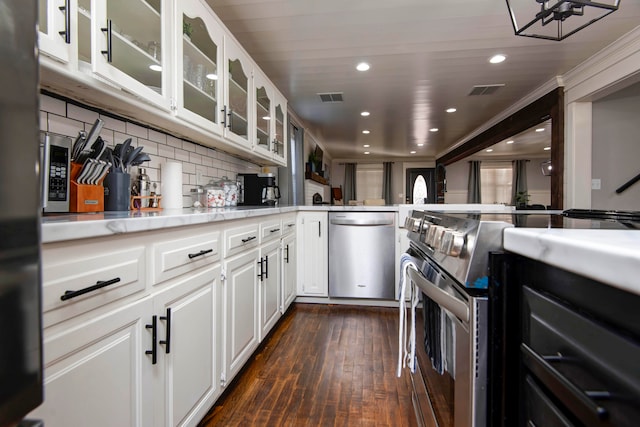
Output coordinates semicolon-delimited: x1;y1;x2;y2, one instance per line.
69;162;104;213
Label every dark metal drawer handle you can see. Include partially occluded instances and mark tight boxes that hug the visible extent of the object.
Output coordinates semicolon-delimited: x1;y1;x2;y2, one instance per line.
264;255;268;279
146;315;157;365
241;236;256;243
521;343;609;424
101;19;112;62
58;0;70;43
285;244;289;263
257;258;264;281
159;308;171;354
61;277;121;301
188;249;213;259
270;228;280;233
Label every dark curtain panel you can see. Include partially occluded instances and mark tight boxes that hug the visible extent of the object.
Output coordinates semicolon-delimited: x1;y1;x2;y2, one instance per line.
382;162;393;205
467;161;482;203
511;160;528;205
343;163;357;202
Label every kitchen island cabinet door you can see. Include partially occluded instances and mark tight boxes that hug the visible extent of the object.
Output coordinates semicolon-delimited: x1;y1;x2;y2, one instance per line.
281;231;297;312
222;248;260;385
259;239;281;341
298;212;328;296
29;297;154;427
152;265;222;427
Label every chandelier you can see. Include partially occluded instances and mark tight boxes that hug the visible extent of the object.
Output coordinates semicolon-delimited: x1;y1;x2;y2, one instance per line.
506;0;621;41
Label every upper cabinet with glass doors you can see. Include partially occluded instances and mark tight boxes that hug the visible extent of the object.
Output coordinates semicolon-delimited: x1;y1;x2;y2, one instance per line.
91;0;170;110
39;0;74;64
272;92;287;165
253;70;273;158
223;38;253;148
176;1;225;136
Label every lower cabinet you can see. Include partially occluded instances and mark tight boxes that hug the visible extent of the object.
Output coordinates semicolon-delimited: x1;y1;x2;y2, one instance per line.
222;248;260;384
281;232;296;312
298;212;328;296
152;265;222;427
29;297;155;427
259;239;281;341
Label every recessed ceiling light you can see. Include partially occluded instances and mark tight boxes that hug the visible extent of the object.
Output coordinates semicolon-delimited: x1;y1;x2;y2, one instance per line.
429;128;439;132
506;140;514;144
536;128;545;132
364;151;370;155
486;148;494;152
363;144;370;148
544;146;551;151
262;116;271;120
206;73;218;80
410;151;417;154
149;64;162;72
417;143;424;147
446;108;457;113
356;62;370;71
360;111;370;116
489;54;507;64
362;130;370;134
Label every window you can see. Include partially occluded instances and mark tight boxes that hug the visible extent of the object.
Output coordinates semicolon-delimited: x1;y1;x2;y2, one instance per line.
481;162;512;204
356;163;383;200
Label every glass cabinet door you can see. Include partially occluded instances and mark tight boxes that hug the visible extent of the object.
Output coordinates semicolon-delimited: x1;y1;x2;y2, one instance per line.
254;71;272;155
273;98;286;164
92;0;168;109
177;4;224;135
38;0;72;63
224;39;251;146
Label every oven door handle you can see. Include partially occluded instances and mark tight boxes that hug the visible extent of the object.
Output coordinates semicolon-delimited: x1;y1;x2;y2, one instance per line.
408;266;469;323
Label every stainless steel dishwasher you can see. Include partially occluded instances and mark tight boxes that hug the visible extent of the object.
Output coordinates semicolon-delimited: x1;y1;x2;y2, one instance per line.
328;211;396;299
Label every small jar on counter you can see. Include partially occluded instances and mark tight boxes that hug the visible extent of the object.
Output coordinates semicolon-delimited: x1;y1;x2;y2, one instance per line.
205;180;225;208
190;185;205;208
220;176;238;206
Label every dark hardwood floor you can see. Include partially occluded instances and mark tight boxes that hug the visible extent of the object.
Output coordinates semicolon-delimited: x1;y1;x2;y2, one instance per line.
199;303;417;427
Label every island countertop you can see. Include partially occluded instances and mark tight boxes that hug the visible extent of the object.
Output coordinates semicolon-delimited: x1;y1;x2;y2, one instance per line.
504;227;640;297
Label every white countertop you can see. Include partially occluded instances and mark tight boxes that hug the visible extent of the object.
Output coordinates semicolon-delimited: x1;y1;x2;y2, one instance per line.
41;204;399;243
504;228;640;297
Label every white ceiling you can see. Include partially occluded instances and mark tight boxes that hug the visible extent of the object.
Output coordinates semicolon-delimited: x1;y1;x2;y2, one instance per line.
207;0;640;161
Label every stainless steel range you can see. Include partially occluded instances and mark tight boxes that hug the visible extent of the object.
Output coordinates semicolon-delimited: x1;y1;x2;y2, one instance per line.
401;208;640;427
403;210;513;427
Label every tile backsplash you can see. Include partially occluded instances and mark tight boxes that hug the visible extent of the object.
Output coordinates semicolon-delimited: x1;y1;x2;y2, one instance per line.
40;93;261;207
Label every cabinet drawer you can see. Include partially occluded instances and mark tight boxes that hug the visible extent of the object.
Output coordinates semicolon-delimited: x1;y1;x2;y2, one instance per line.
224;223;260;258
281;214;296;235
152;230;221;285
260;218;282;243
42;244;146;328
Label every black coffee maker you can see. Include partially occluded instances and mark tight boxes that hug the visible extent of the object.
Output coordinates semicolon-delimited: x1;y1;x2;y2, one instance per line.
237;173;281;206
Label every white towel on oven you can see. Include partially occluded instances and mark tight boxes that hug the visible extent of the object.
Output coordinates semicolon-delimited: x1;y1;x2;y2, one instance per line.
397;253;420;377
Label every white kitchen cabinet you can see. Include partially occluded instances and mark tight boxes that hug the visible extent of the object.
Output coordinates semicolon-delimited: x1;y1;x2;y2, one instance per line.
38;0;74;64
152;265;222;427
272;92;287;165
29;297;155;427
259;239;281;341
175;0;225;135
222;247;260;384
222;36;253;148
298;212;328;296
281;231;297;312
253;68;274;158
91;0;171;110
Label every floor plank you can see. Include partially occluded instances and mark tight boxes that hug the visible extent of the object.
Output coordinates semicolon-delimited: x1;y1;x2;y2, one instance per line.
198;303;417;427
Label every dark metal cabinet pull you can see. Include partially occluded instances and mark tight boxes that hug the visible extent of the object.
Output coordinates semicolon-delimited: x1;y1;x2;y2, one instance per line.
227;108;233;129
257;258;264;281
146;315;157;365
58;0;70;43
188;248;213;259
159;308;171;354
318;222;321;237
60;277;121;301
265;255;269;279
241;235;256;243
521;343;609;424
221;106;227;127
270;228;280;233
285;244;289;263
101;20;112;62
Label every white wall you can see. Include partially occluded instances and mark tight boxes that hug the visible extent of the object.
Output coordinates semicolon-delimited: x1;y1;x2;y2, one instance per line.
591;82;640;210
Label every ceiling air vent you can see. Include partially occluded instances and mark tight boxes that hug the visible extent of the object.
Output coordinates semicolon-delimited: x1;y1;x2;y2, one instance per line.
318;92;344;103
468;84;505;96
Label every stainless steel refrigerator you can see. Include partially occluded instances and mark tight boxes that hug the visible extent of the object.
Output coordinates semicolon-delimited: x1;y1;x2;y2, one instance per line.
0;1;44;425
